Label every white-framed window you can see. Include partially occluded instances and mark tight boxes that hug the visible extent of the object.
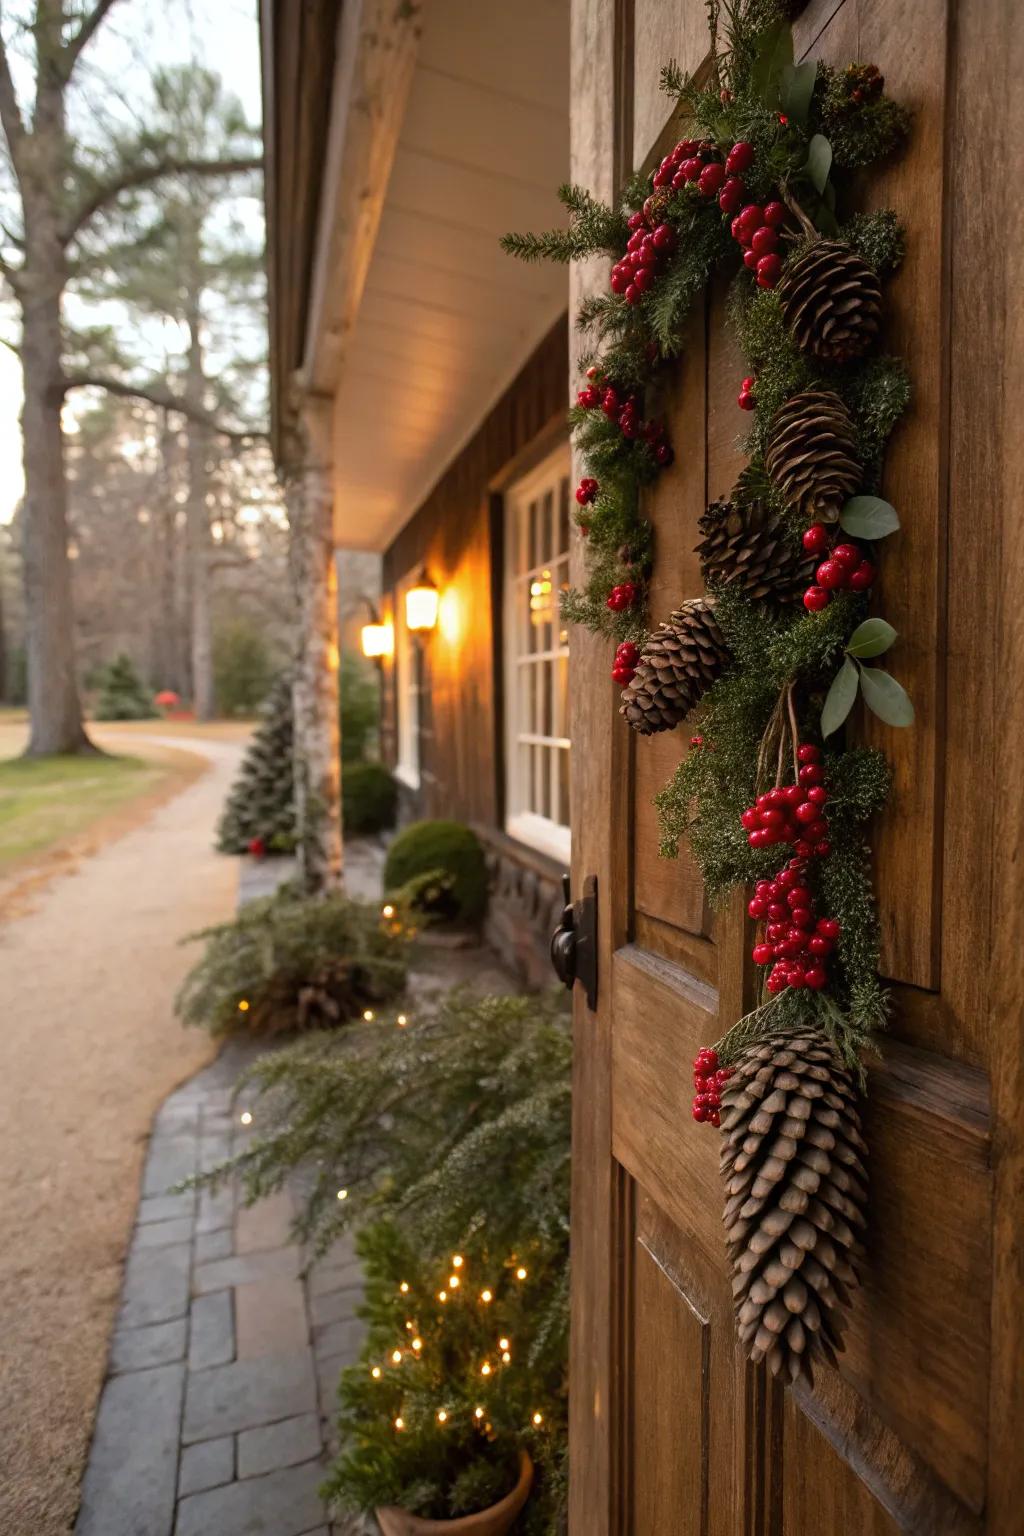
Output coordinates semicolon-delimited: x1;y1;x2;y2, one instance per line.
504;445;571;863
395;572;421;790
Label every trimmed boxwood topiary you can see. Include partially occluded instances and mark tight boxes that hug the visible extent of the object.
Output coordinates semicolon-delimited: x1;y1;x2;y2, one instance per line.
342;762;397;835
383;819;488;923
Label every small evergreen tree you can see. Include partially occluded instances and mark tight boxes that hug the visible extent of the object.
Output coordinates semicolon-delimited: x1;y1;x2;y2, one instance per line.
216;674;296;853
94;654;156;720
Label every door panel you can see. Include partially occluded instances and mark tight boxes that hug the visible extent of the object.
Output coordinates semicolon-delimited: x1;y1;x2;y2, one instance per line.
569;0;1022;1532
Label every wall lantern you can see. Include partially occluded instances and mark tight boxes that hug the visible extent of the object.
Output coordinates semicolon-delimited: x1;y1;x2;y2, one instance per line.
360;619;394;660
405;568;439;634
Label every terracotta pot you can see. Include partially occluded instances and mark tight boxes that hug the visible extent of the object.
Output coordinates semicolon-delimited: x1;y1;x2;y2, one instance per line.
376;1450;534;1536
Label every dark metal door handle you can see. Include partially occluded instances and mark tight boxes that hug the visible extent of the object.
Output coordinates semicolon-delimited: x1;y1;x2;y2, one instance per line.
549;873;598;1011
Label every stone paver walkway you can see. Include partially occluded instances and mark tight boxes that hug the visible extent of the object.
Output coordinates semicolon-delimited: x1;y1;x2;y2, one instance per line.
74;1039;366;1536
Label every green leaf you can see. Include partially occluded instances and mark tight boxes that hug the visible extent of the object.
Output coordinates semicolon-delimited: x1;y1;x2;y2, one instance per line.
846;618;897;659
779;59;817;126
840;495;901;539
859;666;915;727
805;134;833;194
750;20;794;105
821;657;860;738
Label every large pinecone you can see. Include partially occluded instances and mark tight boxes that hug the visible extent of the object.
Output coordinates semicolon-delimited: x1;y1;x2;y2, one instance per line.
720;1027;867;1385
764;391;860;522
777;240;882;364
619;598;728;734
696;496;815;605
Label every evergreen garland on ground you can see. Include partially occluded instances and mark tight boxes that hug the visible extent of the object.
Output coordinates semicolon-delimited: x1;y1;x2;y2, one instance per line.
506;0;914;1385
216;673;297;855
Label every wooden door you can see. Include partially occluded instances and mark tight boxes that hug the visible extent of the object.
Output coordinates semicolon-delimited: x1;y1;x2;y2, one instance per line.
567;1;1024;1533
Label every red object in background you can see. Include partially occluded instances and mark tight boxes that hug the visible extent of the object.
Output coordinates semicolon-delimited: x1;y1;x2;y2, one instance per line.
248;836;267;859
154;689;180;709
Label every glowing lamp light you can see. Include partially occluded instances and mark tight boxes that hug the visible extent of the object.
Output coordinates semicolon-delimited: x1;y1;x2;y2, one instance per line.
237;999;250;1013
438;1290;448;1303
405;569;439;633
336;1188;348;1202
397;1014;408;1028
452;1255;464;1269
516;1267;528;1281
532;1412;544;1426
437;1409;448;1423
382;904;395;919
371;1366;382;1379
239;1111;253;1126
480;1362;492;1377
480;1289;493;1304
502;1351;511;1364
449;1274;460;1289
394;1416;405;1431
412;1336;423;1351
363;1009;375;1022
399;1282;410;1294
474;1406;485;1420
498;1337;510;1351
360;619;394;660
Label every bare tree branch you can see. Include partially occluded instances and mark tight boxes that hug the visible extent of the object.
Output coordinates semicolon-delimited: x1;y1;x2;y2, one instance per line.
62;0;123;79
0;28;27;179
62;370;267;441
63;155;263;244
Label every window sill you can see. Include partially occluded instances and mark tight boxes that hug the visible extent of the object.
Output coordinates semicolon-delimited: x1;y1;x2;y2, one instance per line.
505;812;570;867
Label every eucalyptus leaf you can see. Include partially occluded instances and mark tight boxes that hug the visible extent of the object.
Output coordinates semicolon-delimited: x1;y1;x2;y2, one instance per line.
840;495;901;539
846;618;897;659
859;666;915;727
805;134;833;194
821;657;860;738
779;59;817;125
750;19;793;105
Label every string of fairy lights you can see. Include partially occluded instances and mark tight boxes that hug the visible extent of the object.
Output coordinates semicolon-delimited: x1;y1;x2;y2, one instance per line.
369;1251;545;1437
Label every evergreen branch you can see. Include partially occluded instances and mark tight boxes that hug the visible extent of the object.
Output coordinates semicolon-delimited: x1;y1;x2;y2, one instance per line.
62;0;123;79
502;182;626;264
62;370;266;440
62;155;263;244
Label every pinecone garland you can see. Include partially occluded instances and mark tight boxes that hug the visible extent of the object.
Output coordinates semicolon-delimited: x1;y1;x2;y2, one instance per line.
696;497;816;604
764;391;860;522
777;240;882;364
720;1027;867;1385
619;598;728;734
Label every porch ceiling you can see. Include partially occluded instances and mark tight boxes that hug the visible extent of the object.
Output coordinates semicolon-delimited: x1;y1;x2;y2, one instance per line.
324;0;570;552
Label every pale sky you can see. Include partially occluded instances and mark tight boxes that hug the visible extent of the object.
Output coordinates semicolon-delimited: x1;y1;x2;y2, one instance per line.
0;0;264;523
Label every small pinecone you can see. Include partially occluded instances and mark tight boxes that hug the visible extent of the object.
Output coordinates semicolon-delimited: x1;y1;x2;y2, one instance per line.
619;598;728;734
720;1028;867;1386
777;240;882;364
764;390;860;522
696;497;815;605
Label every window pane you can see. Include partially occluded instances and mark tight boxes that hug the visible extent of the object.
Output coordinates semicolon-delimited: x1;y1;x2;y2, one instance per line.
529;498;539;569
541;659;553;737
558;746;570;825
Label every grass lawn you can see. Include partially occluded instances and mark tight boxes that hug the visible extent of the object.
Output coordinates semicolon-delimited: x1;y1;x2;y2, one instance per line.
0;752;173;873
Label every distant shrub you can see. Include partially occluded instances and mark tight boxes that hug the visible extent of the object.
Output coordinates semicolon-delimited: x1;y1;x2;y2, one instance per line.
342;761;397;834
214;619;275;717
340;651;379;763
94;654;156;720
384;820;488;923
176;885;409;1037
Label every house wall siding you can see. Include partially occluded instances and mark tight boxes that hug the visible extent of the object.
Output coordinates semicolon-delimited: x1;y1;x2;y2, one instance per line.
380;314;569;983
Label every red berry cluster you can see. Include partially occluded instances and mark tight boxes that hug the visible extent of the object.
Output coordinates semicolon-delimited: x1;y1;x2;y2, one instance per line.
737;374;757;411
740;743;831;858
801;525;876;611
729;198;787;289
576;370;674;468
611;640;639;685
749;863;841;994
843;62;885;106
575;476;599;507
691;1047;733;1126
611;220;677;305
606;581;638;613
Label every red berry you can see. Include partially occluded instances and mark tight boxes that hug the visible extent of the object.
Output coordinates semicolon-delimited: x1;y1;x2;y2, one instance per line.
726;141;755;175
634;265;656;294
750;225;779;257
730;215;745;243
793;838;813;857
831;542;861;569
816;559;845;590
763;201;787;227
708;1111;721;1128
752;942;774;965
799;763;824;786
817;917;841;940
652;222;676;252
756;253;782;287
737;390;756;411
797;743;821;763
624;283;640;305
794;801;818;825
737;203;764;233
802;523;829;555
602;388;620;417
698;162;726;197
809;936;833;958
807;784;828;805
627;212;645;231
814;840;832;857
611;666;632;684
617;642;639;663
803;585;830;612
849;560;876;591
783;784;804;805
577;387;601;408
719;177;745;214
804;966;828;990
778;113;789;125
743;249;759;271
692;1102;708;1122
759;808;785;828
654;442;674;467
741;808;760;831
681;156;703;181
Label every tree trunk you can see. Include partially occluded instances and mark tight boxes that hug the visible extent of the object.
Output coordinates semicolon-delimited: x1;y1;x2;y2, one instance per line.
185;303;214;721
288;425;342;895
